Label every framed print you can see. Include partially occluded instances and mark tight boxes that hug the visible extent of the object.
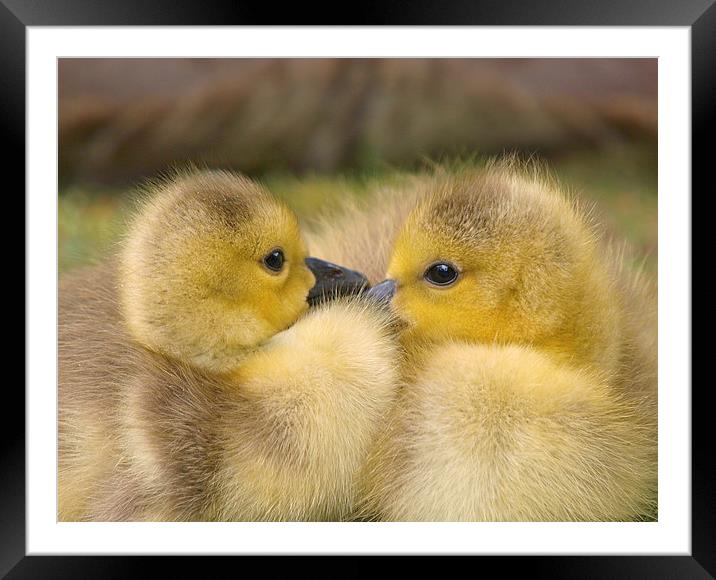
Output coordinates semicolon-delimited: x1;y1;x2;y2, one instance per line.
9;0;708;576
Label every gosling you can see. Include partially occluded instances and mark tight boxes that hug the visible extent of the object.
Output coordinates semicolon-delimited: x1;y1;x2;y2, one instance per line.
59;169;399;521
317;162;657;521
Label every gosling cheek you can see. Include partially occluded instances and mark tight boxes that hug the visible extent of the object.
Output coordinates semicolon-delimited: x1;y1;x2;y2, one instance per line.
304;268;317;290
298;300;310;318
390;294;418;327
288;284;312;318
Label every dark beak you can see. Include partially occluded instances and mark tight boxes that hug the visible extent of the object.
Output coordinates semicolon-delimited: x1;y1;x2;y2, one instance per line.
363;279;397;305
305;257;369;306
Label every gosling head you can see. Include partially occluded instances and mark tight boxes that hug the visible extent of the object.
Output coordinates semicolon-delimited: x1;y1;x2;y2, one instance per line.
120;169;367;373
377;165;602;352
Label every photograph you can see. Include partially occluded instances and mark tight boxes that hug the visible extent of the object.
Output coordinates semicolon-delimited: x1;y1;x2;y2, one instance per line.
57;57;658;523
12;13;702;573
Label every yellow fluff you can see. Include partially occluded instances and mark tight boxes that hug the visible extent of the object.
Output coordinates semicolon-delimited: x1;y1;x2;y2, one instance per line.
309;161;657;521
59;169;399;521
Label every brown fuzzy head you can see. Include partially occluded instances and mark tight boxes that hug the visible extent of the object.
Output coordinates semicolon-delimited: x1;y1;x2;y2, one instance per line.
120;169;316;373
386;164;615;364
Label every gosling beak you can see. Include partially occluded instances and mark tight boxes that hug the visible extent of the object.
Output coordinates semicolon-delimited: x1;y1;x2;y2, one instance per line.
363;279;397;305
305;257;369;306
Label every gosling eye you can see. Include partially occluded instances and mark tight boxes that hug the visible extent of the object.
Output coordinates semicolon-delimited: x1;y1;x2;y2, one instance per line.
263;248;285;272
424;262;459;287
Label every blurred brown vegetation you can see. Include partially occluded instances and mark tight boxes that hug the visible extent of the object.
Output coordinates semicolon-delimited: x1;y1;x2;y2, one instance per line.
59;58;657;276
59;58;657;186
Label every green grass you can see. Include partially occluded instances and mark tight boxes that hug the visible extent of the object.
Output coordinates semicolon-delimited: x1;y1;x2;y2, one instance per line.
59;186;130;272
58;149;657;275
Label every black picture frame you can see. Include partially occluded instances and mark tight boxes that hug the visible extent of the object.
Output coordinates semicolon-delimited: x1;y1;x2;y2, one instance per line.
8;1;707;576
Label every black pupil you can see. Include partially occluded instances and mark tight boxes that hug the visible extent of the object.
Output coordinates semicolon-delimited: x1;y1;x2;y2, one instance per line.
264;249;284;272
426;263;457;285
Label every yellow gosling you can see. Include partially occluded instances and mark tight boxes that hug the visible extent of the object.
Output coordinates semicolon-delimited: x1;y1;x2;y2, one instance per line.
59;169;399;521
315;162;657;521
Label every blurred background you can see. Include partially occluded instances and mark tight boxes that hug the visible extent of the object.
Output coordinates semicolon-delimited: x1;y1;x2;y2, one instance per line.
59;58;657;273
